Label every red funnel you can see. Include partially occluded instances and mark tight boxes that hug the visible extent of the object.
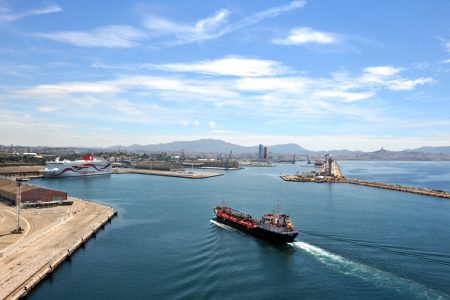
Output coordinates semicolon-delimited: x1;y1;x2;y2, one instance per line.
82;154;94;161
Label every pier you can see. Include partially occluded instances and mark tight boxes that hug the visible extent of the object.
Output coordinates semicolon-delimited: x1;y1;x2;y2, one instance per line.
0;197;116;299
280;175;450;199
281;157;450;199
113;168;223;179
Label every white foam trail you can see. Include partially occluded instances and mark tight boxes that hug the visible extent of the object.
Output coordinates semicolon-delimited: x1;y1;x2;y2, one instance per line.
289;242;447;300
210;219;237;232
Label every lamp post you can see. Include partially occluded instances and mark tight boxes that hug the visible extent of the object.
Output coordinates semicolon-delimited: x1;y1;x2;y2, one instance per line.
15;178;29;233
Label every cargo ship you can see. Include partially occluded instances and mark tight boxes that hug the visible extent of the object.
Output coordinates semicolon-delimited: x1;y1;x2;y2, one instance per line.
213;205;299;243
41;154;112;178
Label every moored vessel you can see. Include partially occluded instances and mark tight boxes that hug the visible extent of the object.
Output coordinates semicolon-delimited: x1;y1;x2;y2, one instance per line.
213;205;299;243
41;154;112;178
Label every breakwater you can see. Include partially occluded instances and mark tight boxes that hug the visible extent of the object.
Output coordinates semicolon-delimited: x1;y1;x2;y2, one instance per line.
280;175;450;199
113;168;223;179
0;198;117;299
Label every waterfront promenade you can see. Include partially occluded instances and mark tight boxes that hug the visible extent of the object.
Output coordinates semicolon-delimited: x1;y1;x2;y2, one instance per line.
280;175;450;199
0;198;116;299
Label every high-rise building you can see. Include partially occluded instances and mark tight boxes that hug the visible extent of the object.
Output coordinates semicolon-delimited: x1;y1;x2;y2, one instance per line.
258;144;263;161
263;146;268;160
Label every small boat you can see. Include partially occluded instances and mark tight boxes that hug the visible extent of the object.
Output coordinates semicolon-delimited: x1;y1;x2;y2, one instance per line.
213;205;299;243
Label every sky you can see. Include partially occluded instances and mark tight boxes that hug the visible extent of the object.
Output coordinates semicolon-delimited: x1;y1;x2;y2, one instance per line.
1;0;450;151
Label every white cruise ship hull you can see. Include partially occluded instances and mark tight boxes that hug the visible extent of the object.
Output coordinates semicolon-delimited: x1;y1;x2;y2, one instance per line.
42;161;112;178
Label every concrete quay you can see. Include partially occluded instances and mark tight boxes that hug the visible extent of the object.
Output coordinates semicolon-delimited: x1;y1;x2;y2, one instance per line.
113;168;223;179
0;198;116;299
280;175;450;199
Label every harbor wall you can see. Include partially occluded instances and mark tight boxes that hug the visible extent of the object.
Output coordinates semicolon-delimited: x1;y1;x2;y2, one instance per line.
280;175;450;199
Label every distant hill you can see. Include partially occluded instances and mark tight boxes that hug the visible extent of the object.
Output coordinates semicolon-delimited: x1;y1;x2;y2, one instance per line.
4;140;450;160
108;140;450;160
405;146;450;154
316;149;356;155
334;148;450;161
108;139;312;154
266;143;310;154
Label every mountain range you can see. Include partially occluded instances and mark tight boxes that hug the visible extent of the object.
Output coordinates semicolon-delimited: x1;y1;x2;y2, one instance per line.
108;139;450;157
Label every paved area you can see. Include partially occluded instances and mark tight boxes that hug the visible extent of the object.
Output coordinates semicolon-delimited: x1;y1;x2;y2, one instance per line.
0;198;115;299
114;167;223;179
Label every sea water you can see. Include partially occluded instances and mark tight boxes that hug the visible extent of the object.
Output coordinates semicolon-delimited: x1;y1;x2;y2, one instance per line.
29;161;450;299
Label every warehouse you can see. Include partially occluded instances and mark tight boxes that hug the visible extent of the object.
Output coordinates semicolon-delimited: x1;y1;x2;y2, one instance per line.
0;178;69;207
0;166;43;178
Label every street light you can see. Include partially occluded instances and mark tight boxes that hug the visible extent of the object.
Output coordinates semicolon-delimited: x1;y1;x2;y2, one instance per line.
14;178;29;233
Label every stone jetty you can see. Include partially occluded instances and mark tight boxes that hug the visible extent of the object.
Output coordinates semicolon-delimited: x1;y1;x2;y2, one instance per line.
280;175;450;199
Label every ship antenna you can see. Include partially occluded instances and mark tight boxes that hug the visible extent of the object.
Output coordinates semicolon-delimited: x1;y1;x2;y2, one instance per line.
276;200;281;214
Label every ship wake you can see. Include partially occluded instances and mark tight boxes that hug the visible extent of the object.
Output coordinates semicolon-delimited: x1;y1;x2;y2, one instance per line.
289;241;447;300
210;219;237;232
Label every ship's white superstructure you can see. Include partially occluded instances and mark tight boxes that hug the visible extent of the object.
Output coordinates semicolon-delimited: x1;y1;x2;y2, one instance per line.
41;154;112;177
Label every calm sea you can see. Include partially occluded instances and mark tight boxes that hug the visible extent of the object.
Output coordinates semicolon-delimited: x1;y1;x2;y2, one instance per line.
30;161;450;299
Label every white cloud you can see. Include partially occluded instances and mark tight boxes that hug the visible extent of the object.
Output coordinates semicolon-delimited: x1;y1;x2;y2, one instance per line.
273;27;338;45
93;56;291;77
179;120;204;127
440;59;450;64
161;57;290;77
358;65;432;91
36;25;147;48
38;105;59;112
235;77;309;91
219;1;305;37
314;90;374;102
5;58;435;143
16;81;122;98
112;100;145;117
143;16;187;36
142;1;305;45
144;9;229;44
387;78;433;91
33;2;304;48
10;61;432;106
0;4;61;23
8;61;433;117
359;66;401;85
363;66;401;77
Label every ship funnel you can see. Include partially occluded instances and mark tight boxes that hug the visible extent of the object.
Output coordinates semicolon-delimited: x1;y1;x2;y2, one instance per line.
82;154;94;161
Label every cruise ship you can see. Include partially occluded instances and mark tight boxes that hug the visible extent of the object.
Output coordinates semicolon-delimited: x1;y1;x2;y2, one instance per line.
41;154;112;178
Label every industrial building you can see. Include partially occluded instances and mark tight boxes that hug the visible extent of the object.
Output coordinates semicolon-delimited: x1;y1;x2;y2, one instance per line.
182;159;239;169
0;178;69;207
0;166;43;178
135;161;184;171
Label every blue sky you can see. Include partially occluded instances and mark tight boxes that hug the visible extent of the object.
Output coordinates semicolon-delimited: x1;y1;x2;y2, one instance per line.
1;0;449;150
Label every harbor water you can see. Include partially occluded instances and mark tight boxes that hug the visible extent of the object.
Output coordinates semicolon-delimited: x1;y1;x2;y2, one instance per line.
29;161;450;299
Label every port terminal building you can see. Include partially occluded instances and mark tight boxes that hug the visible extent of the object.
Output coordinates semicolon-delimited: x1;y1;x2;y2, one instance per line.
0;178;69;208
